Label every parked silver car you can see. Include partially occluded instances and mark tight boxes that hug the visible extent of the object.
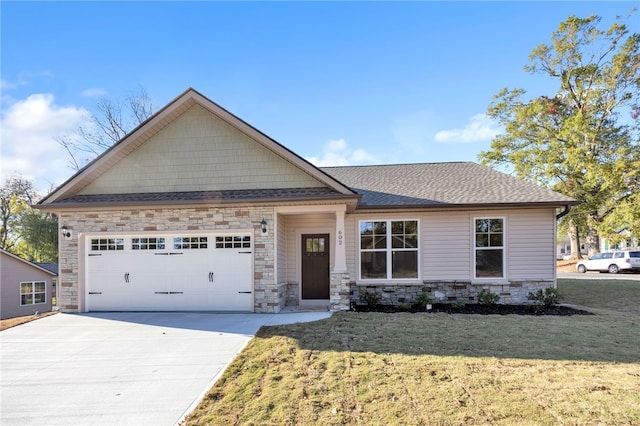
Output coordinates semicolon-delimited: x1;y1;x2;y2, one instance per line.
576;251;640;274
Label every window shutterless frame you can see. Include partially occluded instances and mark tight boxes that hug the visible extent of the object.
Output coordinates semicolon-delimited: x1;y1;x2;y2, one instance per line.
358;219;419;281
20;281;47;306
473;217;505;279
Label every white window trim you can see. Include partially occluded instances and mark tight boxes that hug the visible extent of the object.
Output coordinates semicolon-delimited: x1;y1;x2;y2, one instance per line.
20;281;47;306
472;216;506;281
358;219;420;282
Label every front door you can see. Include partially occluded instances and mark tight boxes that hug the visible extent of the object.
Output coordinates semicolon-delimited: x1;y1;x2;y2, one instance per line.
301;234;330;299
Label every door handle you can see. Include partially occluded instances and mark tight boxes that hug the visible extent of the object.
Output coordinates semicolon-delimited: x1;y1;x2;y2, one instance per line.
124;273;130;283
209;272;214;282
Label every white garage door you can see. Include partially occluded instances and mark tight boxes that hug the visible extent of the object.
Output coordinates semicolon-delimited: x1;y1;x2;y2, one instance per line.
85;234;253;311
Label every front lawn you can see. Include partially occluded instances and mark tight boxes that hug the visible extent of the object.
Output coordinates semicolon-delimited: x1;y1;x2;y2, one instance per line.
183;279;640;425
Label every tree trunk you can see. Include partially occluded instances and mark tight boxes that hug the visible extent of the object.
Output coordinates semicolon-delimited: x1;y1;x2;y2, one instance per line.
568;220;582;260
586;227;600;256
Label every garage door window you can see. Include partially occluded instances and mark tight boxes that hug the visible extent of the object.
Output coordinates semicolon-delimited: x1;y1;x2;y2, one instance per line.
132;237;165;250
216;235;251;248
173;236;208;249
91;238;124;251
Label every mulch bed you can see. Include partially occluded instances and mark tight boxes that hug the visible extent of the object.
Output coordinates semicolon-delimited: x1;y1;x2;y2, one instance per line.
352;303;593;316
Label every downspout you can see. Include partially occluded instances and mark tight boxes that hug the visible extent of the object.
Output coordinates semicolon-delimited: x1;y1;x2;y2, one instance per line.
556;205;571;220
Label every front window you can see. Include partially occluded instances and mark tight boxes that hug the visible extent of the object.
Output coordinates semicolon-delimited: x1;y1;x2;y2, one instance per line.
21;281;46;306
360;220;418;280
474;218;504;278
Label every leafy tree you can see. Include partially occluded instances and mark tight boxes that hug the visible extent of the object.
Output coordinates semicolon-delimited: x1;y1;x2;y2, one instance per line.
479;12;640;258
0;176;35;251
57;86;154;170
0;176;58;262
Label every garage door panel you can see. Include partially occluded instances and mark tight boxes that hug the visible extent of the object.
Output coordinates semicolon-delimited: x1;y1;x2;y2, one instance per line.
86;234;253;312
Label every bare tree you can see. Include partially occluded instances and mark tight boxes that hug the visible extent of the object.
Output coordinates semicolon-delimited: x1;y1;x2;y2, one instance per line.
57;86;154;170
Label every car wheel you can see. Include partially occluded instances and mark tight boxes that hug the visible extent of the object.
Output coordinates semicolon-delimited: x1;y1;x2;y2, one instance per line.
608;264;619;274
577;264;587;273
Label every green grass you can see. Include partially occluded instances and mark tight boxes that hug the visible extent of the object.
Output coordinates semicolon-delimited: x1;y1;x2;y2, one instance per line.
184;279;640;425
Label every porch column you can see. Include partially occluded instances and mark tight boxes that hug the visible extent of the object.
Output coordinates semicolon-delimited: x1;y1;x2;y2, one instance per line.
334;206;347;272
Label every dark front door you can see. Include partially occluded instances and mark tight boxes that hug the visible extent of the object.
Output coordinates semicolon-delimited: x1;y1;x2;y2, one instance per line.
301;234;330;299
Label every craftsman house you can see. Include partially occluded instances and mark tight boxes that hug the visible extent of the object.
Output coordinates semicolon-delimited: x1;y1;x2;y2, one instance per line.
36;88;576;313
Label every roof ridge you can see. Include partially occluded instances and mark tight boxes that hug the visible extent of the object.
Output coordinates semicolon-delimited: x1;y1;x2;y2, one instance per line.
320;161;473;169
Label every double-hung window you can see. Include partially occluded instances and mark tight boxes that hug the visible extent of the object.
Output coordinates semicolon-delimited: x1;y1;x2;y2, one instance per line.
474;218;504;278
20;281;46;306
359;220;418;280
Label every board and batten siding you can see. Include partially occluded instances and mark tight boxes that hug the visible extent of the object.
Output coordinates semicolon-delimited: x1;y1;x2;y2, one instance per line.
79;104;323;195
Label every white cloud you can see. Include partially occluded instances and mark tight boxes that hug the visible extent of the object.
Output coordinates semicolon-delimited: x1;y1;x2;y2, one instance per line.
434;114;500;143
305;138;378;167
1;94;90;193
81;88;107;97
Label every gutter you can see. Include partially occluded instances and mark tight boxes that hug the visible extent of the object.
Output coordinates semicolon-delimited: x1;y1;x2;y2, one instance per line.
556;204;572;220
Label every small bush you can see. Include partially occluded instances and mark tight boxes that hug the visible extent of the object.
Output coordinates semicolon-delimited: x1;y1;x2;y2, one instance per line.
397;303;411;312
478;289;500;306
361;290;382;307
416;292;433;310
452;302;466;311
528;287;563;307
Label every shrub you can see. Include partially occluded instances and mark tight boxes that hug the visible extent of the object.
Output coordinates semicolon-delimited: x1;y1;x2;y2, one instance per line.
451;301;466;311
416;292;433;310
478;289;500;306
528;288;563;307
361;290;382;307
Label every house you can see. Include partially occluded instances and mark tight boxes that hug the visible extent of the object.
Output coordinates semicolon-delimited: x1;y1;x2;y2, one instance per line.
1;249;57;319
35;88;577;313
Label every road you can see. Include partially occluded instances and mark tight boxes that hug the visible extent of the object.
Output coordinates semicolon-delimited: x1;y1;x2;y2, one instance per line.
558;272;640;281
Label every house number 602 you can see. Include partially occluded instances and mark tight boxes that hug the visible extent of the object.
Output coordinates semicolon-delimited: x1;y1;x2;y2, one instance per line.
338;230;343;245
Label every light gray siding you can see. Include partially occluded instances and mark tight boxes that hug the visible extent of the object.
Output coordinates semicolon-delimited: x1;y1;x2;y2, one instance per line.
507;208;556;280
345;208;557;284
282;213;334;284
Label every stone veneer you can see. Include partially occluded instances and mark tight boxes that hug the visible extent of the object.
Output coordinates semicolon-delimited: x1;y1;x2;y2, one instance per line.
58;206;279;313
351;280;556;307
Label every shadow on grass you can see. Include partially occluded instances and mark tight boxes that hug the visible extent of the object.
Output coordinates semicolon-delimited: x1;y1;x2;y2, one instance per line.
258;278;640;364
258;307;639;363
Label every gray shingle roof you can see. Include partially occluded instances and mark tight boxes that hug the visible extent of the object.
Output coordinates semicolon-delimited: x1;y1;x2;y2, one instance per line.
53;187;350;207
322;162;576;208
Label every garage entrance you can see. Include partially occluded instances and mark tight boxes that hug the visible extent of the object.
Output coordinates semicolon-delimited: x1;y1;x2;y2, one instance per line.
85;233;253;311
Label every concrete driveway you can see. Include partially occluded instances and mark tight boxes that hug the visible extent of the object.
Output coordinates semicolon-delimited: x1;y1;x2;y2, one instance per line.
0;311;331;426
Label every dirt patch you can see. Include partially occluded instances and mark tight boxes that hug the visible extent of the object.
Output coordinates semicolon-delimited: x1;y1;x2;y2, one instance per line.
557;260;578;273
353;303;592;316
0;311;58;331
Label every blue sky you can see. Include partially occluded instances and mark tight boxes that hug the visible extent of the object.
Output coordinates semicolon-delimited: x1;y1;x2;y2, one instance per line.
1;1;635;193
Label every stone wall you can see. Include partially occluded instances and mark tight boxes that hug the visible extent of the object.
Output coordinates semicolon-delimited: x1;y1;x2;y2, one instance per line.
351;279;557;306
58;206;278;313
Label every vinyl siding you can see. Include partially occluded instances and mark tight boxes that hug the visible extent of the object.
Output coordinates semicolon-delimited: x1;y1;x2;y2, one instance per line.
423;211;471;280
507;208;556;280
0;253;54;319
283;214;334;283
345;208;557;283
276;215;288;283
79;104;323;195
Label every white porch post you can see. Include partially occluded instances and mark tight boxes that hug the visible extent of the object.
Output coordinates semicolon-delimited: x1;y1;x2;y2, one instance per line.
334;206;347;272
